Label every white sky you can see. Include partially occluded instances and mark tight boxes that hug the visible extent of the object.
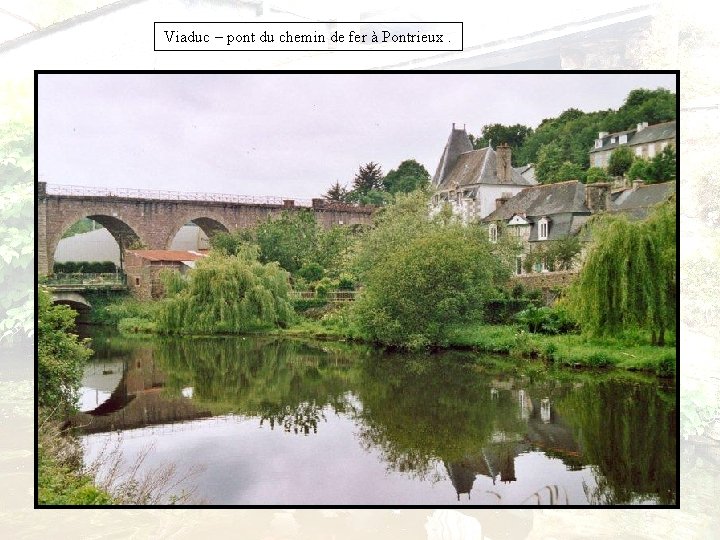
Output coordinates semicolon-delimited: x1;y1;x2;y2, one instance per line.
38;73;676;199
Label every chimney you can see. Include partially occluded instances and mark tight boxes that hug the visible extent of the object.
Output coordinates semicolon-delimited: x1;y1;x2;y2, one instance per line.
598;131;609;139
495;197;509;210
496;144;512;183
632;179;645;190
636;122;649;132
584;182;611;213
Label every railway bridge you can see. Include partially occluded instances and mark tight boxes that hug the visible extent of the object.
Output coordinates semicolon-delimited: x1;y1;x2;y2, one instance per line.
37;182;374;275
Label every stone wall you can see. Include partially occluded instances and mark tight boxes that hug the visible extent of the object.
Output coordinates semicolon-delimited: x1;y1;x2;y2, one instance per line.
511;270;578;304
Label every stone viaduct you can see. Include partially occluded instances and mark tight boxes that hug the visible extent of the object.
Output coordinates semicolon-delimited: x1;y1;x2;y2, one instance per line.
38;182;375;275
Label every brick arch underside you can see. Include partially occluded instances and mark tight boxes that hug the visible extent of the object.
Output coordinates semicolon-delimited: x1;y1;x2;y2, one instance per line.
48;212;144;273
167;216;230;249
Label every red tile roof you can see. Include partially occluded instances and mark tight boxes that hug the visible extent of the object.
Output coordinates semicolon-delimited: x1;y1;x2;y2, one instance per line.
127;250;207;262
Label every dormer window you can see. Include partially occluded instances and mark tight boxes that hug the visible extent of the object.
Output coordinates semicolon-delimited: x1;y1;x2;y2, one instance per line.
610;137;616;144
538;217;549;240
489;223;498;243
594;139;603;149
619;134;627;144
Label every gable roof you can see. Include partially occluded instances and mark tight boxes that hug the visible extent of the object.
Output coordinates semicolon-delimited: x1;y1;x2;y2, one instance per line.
589;120;676;154
483;181;590;221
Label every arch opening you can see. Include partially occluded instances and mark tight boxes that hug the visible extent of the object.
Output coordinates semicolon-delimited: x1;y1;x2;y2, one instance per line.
168;217;228;251
53;215;142;274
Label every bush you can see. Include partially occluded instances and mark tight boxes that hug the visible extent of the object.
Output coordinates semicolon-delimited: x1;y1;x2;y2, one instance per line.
586;352;615;368
483;298;535;325
516;305;578;334
337;273;355;291
656;354;675;377
53;261;117;273
292;298;328;312
118;317;157;334
38;287;93;415
297;262;324;283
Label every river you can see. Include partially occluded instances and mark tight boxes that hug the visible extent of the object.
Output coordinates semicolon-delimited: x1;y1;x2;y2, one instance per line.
73;328;676;506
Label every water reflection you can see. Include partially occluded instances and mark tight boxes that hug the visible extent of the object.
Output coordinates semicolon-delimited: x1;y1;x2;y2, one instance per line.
76;330;676;505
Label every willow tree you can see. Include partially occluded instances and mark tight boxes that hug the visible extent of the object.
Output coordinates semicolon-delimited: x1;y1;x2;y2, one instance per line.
569;200;676;345
156;246;293;335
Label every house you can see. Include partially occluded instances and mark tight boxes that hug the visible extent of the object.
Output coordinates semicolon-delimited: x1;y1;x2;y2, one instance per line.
589;120;676;169
482;181;612;274
483;179;675;275
124;249;207;300
430;124;537;222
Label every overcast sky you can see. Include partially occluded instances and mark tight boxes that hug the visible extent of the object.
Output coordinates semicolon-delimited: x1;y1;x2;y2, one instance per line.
38;73;675;199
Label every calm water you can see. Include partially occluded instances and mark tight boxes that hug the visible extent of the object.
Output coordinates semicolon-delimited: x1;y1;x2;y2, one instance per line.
74;329;676;506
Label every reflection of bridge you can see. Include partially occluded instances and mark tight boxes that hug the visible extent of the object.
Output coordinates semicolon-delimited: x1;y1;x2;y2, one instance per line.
67;347;210;433
38;182;375;274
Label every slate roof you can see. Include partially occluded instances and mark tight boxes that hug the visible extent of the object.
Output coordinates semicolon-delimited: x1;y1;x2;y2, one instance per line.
483;181;593;242
484;181;590;221
610;181;676;219
432;127;474;187
436;147;535;189
589;120;676;154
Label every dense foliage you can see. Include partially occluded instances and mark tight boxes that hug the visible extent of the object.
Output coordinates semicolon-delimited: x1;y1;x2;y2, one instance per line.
53;261;117;273
0;121;34;345
37;286;92;414
468;88;676;183
211;210;353;281
607;146;635;177
349;192;510;348
569;201;676;345
156;248;293;335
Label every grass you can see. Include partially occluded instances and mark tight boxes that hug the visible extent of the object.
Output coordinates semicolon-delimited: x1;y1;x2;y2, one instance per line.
446;324;676;375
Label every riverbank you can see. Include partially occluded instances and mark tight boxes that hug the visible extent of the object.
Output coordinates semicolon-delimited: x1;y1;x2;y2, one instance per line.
95;295;675;377
281;319;676;376
38;418;114;505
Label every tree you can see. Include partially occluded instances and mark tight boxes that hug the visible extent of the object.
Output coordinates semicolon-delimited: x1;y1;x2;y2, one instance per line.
324;181;349;202
535;142;565;184
351;162;383;196
157;249;293;335
648;145;676;183
607;146;635;177
568;201;676;345
586;167;611;184
350;193;509;348
38;286;92;415
469;123;533;165
627;158;651;181
382;159;430;194
352;225;507;349
252;210;319;275
555;161;586;183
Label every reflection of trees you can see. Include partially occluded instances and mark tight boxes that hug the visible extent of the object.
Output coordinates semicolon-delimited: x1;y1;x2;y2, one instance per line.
351;353;528;479
555;377;676;505
154;337;358;435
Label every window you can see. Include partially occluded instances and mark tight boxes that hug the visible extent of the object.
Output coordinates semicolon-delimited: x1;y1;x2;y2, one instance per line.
635;146;643;157
619;134;627;144
489;224;498;243
515;256;523;275
660;141;669;150
594;139;603;149
538;218;549;240
611;137;616;143
135;277;140;286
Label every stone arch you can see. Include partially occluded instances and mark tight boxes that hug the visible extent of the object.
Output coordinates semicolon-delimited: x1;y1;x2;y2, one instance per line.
165;214;231;250
47;210;146;274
